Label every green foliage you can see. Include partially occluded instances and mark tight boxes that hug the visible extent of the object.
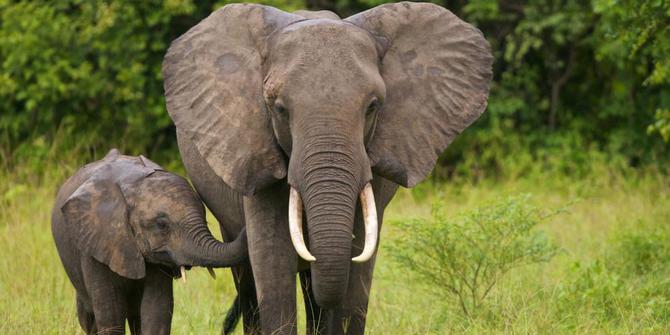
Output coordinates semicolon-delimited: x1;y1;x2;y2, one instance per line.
0;0;303;167
649;108;670;141
0;1;195;156
389;195;559;317
559;223;670;326
1;0;669;173
593;0;670;142
442;0;669;178
612;224;670;276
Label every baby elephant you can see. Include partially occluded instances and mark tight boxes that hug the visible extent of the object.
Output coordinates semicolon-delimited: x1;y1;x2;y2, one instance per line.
52;149;246;334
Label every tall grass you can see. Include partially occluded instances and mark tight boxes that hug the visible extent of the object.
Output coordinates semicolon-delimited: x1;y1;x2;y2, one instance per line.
374;165;670;334
1;146;669;333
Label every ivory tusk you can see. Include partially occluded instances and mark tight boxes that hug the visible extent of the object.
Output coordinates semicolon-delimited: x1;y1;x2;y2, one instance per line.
180;266;187;283
288;187;316;262
352;183;378;263
207;267;216;279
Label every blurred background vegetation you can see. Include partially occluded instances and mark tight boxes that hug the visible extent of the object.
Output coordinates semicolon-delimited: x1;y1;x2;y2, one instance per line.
1;0;668;178
1;1;669;334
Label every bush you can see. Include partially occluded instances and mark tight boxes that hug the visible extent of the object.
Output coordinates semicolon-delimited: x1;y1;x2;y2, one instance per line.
389;195;559;317
0;1;195;154
559;222;670;325
0;0;304;167
614;227;670;276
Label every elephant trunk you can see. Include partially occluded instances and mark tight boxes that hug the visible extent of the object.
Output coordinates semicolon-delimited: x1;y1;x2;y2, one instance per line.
289;121;372;308
303;171;357;308
180;213;247;268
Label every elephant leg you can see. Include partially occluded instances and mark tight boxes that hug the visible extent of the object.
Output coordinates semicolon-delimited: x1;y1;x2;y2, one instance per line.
127;286;143;335
128;316;141;335
76;295;97;335
140;266;174;335
244;183;298;335
228;262;260;335
82;257;128;334
300;270;325;335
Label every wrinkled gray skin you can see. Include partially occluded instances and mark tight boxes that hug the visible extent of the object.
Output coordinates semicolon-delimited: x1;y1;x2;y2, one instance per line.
51;149;247;334
162;2;492;334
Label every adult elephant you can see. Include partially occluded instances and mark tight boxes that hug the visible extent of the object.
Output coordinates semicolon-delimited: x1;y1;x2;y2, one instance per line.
162;2;492;334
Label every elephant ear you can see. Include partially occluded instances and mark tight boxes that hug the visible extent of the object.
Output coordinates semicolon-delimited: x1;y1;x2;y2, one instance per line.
61;178;145;279
346;2;493;187
163;4;303;196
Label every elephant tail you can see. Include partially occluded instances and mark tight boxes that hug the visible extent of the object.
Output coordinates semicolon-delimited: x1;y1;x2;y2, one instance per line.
222;294;241;335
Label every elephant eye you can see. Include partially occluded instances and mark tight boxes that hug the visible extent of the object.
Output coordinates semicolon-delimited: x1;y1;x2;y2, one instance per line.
155;216;169;231
366;98;380;116
273;102;287;116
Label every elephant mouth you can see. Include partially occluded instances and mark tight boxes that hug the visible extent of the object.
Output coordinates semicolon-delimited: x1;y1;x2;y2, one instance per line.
175;265;217;282
152;250;220;283
152;250;180;268
167;263;215;283
177;265;191;282
152;251;208;282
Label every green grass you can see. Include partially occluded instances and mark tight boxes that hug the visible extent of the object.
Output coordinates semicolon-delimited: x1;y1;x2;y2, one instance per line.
2;156;669;334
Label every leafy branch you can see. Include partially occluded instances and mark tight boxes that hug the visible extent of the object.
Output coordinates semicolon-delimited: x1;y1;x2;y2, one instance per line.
389;194;560;317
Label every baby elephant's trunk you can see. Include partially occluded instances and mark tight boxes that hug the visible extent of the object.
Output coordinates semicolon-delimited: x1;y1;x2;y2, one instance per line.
181;216;247;268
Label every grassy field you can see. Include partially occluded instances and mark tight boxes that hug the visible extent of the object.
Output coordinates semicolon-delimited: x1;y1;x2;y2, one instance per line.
1;157;669;334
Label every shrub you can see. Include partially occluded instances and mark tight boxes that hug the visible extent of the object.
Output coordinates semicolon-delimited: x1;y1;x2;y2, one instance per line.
611;224;670;276
558;222;670;325
389;195;559;317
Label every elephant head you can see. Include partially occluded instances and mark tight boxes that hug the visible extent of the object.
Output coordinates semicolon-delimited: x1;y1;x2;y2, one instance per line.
61;151;246;280
163;2;492;306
